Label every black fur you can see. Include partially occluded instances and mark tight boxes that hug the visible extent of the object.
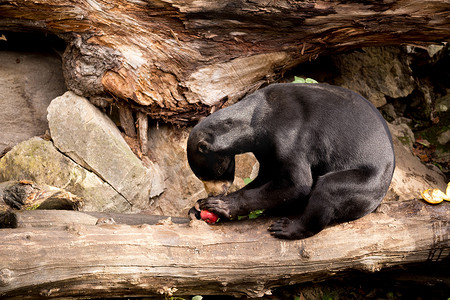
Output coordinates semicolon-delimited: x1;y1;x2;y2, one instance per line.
187;83;395;240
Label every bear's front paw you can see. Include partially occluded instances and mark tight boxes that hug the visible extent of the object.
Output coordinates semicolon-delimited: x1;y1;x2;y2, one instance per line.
268;217;315;240
198;197;235;220
188;204;201;220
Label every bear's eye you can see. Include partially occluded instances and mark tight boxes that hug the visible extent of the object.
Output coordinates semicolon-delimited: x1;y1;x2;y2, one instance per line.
198;141;209;153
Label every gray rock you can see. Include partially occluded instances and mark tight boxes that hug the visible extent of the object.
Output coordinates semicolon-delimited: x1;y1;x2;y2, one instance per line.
437;129;450;145
0;137;131;212
332;47;415;107
0;51;67;154
389;119;415;150
386;123;447;201
379;103;397;122
435;93;450;113
47;92;164;210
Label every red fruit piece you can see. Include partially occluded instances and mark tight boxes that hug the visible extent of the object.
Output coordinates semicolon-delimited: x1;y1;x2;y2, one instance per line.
200;210;218;224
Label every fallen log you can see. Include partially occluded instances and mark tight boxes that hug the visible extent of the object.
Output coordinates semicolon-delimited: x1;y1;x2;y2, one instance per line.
0;209;189;229
0;200;448;298
1;1;449;125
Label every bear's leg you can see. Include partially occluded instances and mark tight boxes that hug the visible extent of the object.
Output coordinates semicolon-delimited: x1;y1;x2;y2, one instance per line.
196;174;312;220
268;167;385;240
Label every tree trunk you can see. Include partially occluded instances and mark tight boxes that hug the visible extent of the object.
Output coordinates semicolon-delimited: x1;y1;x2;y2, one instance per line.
1;1;449;124
0;200;448;298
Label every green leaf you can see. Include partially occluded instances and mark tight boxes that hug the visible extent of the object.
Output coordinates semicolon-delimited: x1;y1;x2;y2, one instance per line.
237;209;265;220
305;78;318;84
243;177;253;185
293;76;306;83
293;76;318;84
248;209;265;219
192;296;203;300
416;138;431;147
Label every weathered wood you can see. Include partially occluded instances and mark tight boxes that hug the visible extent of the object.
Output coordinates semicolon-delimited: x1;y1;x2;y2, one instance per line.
1;1;449;124
0;209;190;228
0;210;99;229
117;102;137;138
0;181;83;212
137;111;149;154
0;200;448;298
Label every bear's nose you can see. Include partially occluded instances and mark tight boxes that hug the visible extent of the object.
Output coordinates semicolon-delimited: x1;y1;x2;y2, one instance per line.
203;180;233;196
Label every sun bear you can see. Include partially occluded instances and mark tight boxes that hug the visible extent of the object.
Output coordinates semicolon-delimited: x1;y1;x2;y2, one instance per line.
187;83;395;240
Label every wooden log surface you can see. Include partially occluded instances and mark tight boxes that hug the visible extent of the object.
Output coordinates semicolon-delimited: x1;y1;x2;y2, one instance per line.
0;200;448;298
0;209;189;229
0;180;83;212
1;1;449;124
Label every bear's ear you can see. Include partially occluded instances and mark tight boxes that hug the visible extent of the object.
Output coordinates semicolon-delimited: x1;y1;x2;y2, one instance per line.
198;140;210;153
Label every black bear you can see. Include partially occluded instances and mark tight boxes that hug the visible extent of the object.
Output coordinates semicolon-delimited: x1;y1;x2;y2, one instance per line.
187;83;395;240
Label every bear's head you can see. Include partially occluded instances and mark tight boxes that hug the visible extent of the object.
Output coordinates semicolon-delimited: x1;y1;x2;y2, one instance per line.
187;130;235;196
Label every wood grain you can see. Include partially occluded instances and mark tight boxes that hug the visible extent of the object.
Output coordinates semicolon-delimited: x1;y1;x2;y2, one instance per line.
0;200;448;298
1;1;449;124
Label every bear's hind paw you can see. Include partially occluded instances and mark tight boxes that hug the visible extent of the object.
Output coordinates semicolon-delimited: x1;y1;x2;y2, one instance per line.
268;217;314;240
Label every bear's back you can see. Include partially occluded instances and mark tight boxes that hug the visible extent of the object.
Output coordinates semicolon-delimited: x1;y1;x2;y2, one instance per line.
253;83;394;171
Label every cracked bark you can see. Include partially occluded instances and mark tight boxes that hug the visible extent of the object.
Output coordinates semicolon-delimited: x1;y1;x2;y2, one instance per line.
0;0;449;125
